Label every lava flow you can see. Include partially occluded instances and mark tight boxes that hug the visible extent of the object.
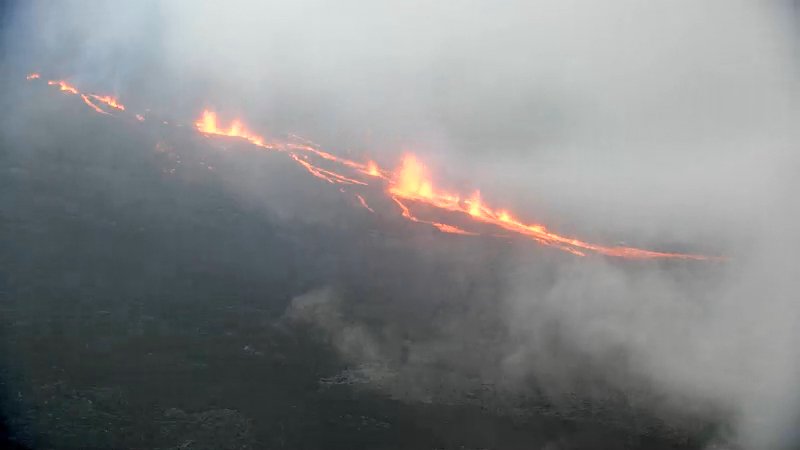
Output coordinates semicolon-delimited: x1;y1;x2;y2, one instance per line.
80;94;110;115
195;110;267;147
40;76;126;116
90;94;125;111
26;73;719;261
192;110;713;259
47;80;79;95
388;155;710;259
392;196;476;236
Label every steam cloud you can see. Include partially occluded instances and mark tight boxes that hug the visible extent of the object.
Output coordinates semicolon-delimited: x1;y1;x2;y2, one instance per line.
3;0;800;447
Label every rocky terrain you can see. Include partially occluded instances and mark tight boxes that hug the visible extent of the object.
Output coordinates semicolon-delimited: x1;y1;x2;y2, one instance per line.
0;84;720;449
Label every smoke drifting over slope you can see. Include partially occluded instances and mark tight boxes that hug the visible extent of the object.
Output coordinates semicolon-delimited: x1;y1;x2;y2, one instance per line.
2;0;800;448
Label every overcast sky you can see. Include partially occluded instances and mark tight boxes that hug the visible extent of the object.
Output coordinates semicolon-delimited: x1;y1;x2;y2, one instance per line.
3;1;800;447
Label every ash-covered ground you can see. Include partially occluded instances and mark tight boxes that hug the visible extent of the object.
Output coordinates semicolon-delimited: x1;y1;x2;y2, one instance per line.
0;84;726;450
3;2;800;447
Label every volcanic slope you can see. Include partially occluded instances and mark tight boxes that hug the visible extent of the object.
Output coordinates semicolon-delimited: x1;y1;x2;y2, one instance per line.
0;82;720;449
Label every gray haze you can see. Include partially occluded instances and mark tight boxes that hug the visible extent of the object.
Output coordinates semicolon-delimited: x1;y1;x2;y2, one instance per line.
3;0;800;448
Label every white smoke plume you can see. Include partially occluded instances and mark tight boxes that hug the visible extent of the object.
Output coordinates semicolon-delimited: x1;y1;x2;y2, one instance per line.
4;0;800;447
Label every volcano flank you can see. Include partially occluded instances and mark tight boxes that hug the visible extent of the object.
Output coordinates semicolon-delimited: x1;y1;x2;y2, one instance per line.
0;76;725;449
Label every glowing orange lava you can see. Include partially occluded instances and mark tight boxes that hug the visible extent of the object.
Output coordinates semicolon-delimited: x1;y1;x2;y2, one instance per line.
388;155;712;259
392;196;476;235
365;161;381;177
195;110;372;186
38;77;124;116
28;73;720;261
80;94;110;115
190;111;717;259
90;94;125;111
47;80;79;95
195;110;267;147
289;153;366;185
286;142;387;180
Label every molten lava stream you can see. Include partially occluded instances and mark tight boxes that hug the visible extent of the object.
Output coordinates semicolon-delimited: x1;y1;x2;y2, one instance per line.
27;75;718;261
39;77;127;116
194;110;371;186
195;110;271;148
289;153;367;185
90;94;125;111
193;111;715;260
388;154;714;260
392;196;476;236
80;95;110;115
47;80;79;95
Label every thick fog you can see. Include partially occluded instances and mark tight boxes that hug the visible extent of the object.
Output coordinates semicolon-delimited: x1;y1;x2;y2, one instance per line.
3;0;800;448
